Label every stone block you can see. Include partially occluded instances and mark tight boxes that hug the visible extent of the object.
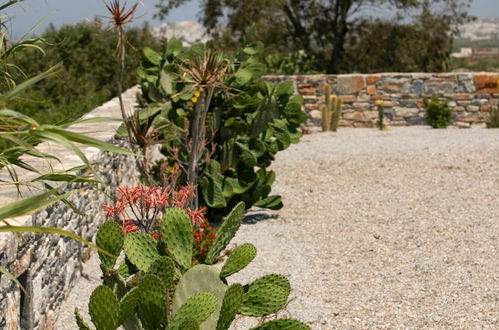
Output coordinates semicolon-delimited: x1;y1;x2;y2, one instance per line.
336;75;366;94
458;114;479;122
424;82;457;94
480;104;490;113
474;73;499;94
394;107;419;117
339;119;353;127
363;111;379;119
343;111;365;120
366;75;381;84
453;93;471;100
310;110;322;120
456;121;471;128
353;120;374;128
298;84;316;95
406;116;426;125
366;85;376;95
341;95;357;103
390;120;407;126
352;102;371;110
467;105;480;112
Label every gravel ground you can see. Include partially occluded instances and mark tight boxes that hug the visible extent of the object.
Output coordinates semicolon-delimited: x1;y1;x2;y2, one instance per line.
56;127;499;329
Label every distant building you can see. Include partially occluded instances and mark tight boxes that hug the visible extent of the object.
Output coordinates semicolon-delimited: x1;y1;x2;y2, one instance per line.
451;47;473;58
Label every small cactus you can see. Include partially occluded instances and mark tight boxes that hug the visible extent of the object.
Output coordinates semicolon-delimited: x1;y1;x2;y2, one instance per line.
220;243;257;278
123;232;161;272
216;284;244;330
139;274;168;330
96;221;124;271
205;202;245;264
239;274;291;317
172;264;227;330
376;100;385;130
321;84;343;132
88;285;120;330
169;292;217;330
160;207;194;269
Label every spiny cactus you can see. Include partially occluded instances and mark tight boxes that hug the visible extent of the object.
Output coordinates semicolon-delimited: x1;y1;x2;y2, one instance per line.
220;243;257;278
160;207;193;269
169;292;217;330
172;265;227;330
205;202;245;264
239;274;291;317
78;203;310;330
216;284;244;330
123;232;161;272
321;83;343;132
96;221;124;271
139;274;168;330
89;286;120;330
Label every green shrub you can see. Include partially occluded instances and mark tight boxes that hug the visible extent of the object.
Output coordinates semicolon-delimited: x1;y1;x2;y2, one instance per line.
486;105;499;128
7;22;160;125
424;98;452;128
76;202;310;330
138;40;307;221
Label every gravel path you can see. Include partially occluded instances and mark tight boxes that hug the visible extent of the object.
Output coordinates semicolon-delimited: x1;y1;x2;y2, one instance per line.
56;127;499;329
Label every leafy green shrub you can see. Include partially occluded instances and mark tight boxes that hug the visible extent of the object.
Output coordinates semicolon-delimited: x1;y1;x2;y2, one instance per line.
76;202;309;330
138;40;307;221
7;22;160;125
424;98;452;128
486;105;499;128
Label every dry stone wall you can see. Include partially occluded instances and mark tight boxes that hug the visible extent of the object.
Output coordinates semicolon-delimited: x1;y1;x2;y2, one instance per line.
0;88;141;329
263;73;499;129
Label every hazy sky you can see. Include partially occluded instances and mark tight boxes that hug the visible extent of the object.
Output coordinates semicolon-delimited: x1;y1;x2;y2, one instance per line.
3;0;499;37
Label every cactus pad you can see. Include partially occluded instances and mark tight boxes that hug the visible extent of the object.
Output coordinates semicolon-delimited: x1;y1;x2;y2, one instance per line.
169;292;217;330
118;286;140;325
138;274;167;330
117;259;137;278
123;232;161;272
88;285;120;330
249;319;310;330
148;256;177;288
177;318;200;330
172;264;227;330
216;284;244;330
220;243;257;278
160;207;193;269
96;221;124;271
239;274;291;317
205;202;245;264
74;308;91;330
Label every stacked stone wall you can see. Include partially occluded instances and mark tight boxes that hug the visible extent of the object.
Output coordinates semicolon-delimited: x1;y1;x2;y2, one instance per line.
263;73;499;128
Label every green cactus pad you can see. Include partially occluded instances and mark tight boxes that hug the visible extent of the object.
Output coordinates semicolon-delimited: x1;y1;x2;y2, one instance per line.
148;256;177;288
138;274;167;330
103;271;127;299
160;207;193;269
205;202;245;264
74;308;91;330
123;232;161;272
216;284;244;330
169;292;217;330
117;259;137;278
96;221;124;271
220;243;257;278
249;319;310;330
177;318;200;330
118;286;140;325
239;274;291;317
88;285;120;330
172;264;227;330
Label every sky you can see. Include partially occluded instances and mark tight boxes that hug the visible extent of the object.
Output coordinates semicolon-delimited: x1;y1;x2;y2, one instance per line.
3;0;499;38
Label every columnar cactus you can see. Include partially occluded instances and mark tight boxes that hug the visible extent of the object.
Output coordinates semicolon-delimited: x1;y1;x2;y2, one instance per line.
77;202;310;330
321;83;343;132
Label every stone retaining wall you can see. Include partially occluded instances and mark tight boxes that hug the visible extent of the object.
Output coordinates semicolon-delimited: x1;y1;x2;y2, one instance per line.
0;88;140;329
263;73;499;128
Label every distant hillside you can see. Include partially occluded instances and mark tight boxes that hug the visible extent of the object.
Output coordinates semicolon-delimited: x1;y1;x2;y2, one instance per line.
458;18;499;40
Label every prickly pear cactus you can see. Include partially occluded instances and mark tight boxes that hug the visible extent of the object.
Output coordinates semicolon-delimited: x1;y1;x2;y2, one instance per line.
172;265;227;330
216;284;244;330
205;202;245;264
249;319;310;330
169;292;217;330
160;207;193;269
220;243;257;278
139;274;168;330
118;286;140;326
239;274;291;317
96;221;124;271
88;285;120;330
123;232;160;272
148;256;177;288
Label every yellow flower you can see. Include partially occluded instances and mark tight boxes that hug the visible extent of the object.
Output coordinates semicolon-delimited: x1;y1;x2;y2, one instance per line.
194;91;201;97
191;96;198;103
375;100;384;106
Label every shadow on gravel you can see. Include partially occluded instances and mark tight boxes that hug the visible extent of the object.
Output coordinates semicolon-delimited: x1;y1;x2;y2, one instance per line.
243;212;279;224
